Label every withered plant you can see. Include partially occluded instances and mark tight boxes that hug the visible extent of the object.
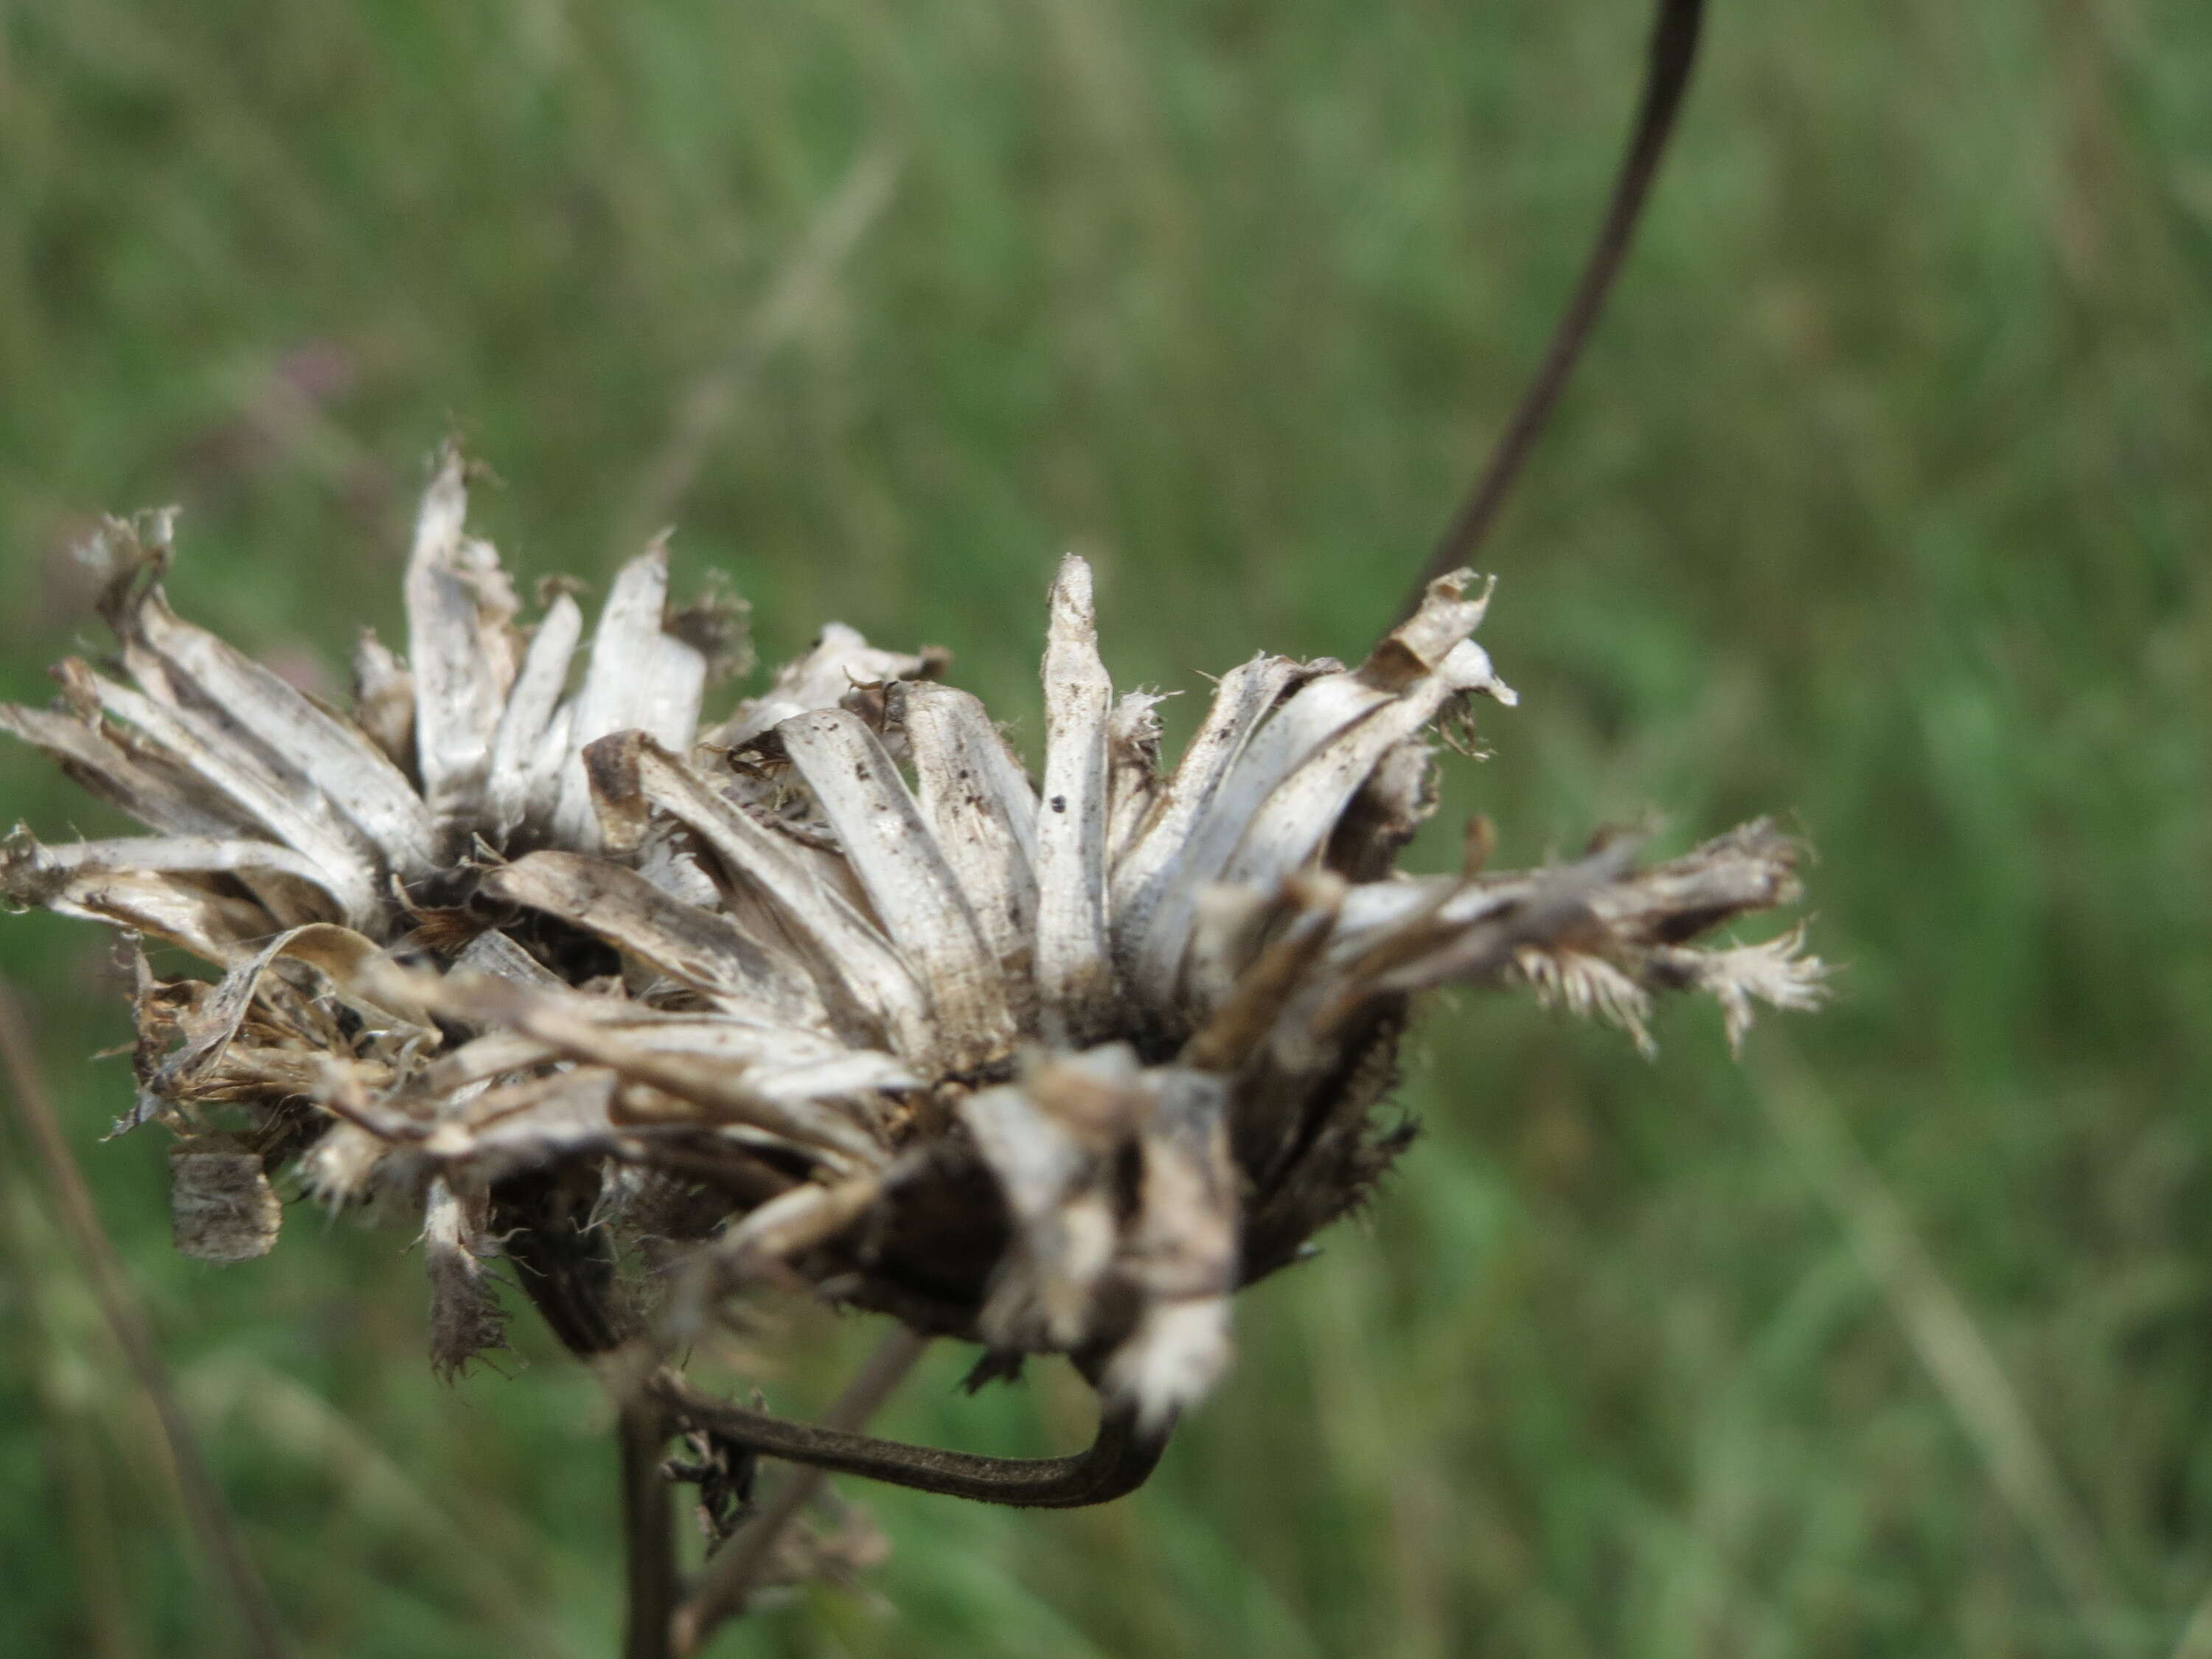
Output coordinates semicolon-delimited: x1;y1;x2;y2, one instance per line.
0;2;1819;1652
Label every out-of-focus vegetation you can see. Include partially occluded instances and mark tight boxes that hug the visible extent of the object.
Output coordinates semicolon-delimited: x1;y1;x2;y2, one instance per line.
2;1;2208;1654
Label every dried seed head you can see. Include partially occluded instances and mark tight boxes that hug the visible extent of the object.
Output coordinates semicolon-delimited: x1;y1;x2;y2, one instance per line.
1;453;1826;1424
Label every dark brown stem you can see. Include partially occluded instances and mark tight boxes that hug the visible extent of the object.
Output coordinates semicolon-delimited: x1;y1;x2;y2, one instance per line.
653;1368;1173;1512
1396;0;1707;622
671;1329;928;1655
487;1172;676;1654
0;977;291;1659
621;1400;679;1659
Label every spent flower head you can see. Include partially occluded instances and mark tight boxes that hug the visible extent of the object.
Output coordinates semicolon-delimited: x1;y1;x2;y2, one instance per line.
0;7;1792;1643
4;445;1822;1450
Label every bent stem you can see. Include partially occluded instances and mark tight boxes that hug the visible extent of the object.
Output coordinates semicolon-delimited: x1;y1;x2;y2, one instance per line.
655;1369;1174;1512
671;1329;930;1655
1398;0;1707;620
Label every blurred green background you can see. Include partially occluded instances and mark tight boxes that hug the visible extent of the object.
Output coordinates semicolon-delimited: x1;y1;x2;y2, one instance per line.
2;0;2208;1654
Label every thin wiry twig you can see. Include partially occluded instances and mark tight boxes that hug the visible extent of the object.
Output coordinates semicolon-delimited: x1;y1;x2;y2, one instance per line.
670;1328;928;1656
1397;0;1706;622
1750;1040;2124;1653
0;975;291;1659
622;1399;679;1659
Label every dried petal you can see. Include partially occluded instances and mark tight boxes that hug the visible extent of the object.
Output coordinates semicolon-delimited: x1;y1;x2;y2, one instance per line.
900;683;1040;1008
961;1046;1148;1347
425;1177;509;1380
484;851;824;1026
405;451;521;838
150;924;429;1110
116;579;438;879
73;667;381;925
3;832;276;963
552;540;705;849
485;591;582;842
584;731;934;1059
779;709;1017;1071
351;630;418;777
1034;557;1117;1043
1109;653;1307;975
1517;947;1658;1057
417;970;888;1165
709;621;936;751
0;701;246;838
1649;925;1829;1054
1103;689;1167;869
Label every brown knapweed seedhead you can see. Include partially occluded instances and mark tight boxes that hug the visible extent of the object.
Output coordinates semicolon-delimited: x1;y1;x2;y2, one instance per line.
1;1;1791;1642
3;445;1820;1447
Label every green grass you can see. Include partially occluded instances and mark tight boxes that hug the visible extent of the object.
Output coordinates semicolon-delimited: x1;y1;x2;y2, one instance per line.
3;0;2210;1654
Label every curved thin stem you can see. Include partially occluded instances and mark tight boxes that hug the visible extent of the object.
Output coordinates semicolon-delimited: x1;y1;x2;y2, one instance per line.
1395;0;1707;623
652;1371;1173;1511
670;1330;928;1655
